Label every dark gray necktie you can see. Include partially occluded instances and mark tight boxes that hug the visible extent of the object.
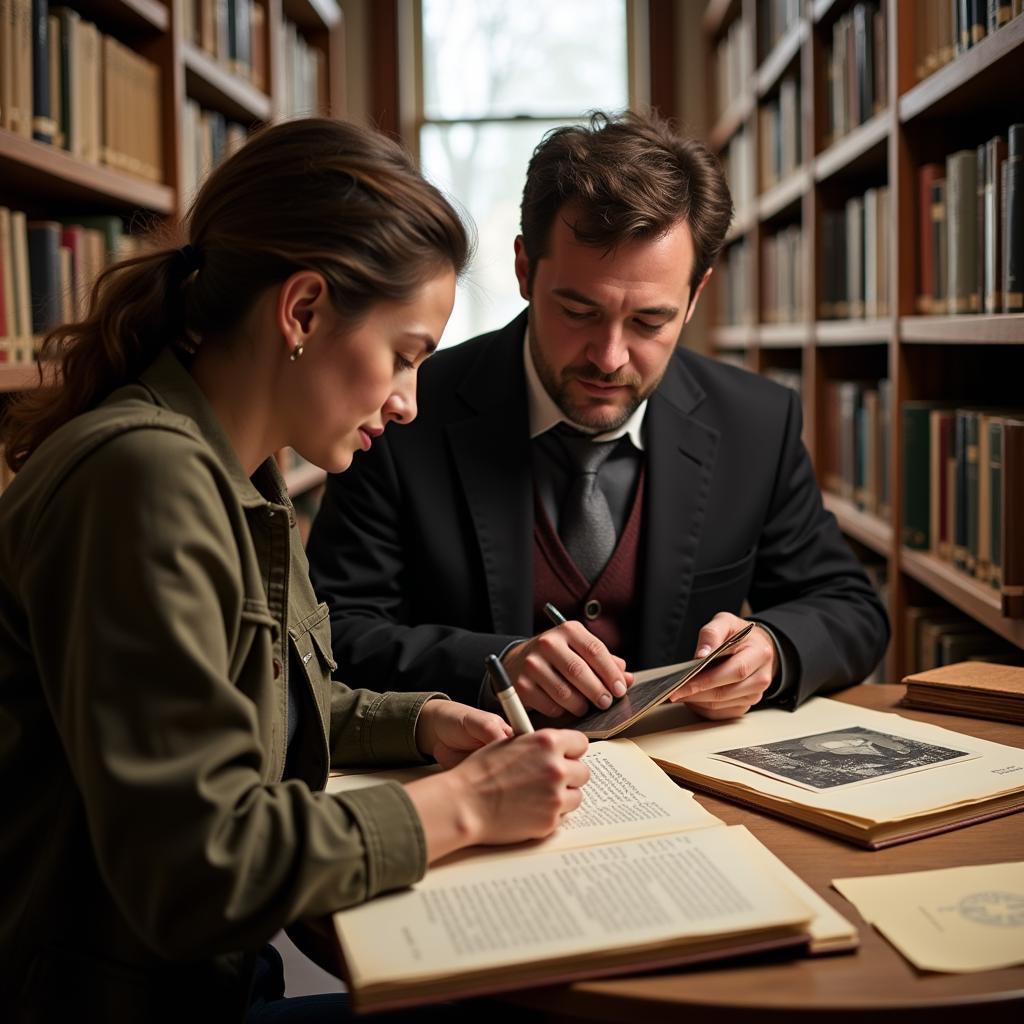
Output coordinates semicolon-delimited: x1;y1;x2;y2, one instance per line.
556;426;619;582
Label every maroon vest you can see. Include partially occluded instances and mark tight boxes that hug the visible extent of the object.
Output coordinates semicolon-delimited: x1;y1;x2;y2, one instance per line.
532;466;645;662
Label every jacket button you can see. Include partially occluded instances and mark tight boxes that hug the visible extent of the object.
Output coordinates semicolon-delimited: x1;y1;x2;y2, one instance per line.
584;599;601;620
272;658;282;679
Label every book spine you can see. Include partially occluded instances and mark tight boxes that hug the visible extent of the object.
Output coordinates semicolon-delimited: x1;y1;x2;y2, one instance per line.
932;178;947;309
26;220;61;335
853;2;870;126
990;418;1003;589
977;413;992;582
903;404;932;549
918;164;939;313
985;137;1006;313
1001;420;1024;617
878;378;891;518
970;0;988;42
976;143;986;317
946;150;978;313
30;0;51;142
965;410;979;576
1005;124;1023;313
954;409;969;568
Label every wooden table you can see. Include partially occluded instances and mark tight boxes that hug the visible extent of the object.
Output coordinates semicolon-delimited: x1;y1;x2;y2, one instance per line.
507;684;1024;1023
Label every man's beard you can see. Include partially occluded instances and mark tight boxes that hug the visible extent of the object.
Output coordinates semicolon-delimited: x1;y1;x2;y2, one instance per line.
529;324;657;432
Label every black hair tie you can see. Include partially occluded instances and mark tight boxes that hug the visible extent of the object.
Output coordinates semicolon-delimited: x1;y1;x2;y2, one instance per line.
173;244;201;277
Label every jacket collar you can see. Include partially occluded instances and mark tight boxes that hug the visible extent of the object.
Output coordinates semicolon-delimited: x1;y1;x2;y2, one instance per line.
137;347;290;511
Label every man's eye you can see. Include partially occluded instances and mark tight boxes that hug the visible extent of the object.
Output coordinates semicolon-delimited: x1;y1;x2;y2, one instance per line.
562;308;594;320
395;355;415;372
635;320;663;333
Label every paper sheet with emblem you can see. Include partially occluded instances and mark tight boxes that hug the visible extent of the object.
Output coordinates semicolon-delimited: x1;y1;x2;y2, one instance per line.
833;862;1024;971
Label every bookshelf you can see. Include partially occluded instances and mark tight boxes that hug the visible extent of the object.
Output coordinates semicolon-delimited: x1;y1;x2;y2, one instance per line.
704;0;1024;681
0;0;344;499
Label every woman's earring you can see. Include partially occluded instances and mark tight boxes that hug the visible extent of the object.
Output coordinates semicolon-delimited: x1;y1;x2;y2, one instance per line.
289;343;304;362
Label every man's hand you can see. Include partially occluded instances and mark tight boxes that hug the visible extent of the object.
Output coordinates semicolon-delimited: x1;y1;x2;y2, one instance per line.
501;623;633;718
415;700;511;769
668;612;777;719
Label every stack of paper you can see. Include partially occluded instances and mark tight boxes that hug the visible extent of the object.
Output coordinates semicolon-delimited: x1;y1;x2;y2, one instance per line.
903;662;1024;724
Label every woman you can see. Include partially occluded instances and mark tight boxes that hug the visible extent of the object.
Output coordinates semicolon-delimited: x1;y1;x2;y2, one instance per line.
0;119;588;1022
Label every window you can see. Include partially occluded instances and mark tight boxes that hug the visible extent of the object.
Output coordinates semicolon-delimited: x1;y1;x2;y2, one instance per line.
410;0;645;346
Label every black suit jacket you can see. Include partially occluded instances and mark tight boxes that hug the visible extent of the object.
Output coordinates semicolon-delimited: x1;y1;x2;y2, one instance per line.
307;312;889;707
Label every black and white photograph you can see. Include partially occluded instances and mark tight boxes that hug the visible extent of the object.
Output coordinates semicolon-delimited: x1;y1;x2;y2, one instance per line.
710;726;979;792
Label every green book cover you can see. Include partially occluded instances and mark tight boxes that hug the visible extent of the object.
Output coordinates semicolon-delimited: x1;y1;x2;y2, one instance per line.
990;418;1003;589
902;403;934;549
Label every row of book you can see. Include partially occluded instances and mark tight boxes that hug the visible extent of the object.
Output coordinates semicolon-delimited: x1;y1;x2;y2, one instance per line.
903;403;1023;618
823;1;886;147
1;1;163;183
761;223;804;323
181;100;249;206
820;185;891;319
822;378;892;519
183;0;268;93
913;0;1023;83
278;16;328;119
0;207;137;363
714;14;753;121
917;126;1024;315
715;238;753;326
758;74;801;191
905;604;1021;673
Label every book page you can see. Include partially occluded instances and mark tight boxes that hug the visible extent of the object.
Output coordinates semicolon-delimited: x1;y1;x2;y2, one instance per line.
633;697;1024;825
327;739;722;855
833;861;1024;971
334;824;811;987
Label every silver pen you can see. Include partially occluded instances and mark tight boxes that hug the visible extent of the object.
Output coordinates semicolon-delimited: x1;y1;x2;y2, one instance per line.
485;654;535;735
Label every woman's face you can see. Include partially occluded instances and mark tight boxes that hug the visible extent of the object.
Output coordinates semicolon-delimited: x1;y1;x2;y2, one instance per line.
288;269;456;473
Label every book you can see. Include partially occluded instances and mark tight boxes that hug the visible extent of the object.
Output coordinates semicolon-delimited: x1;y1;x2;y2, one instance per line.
946;149;978;313
1005;124;1023;313
903;661;1024;724
534;623;755;740
1001;417;1024;617
328;738;857;1012
632;695;1024;848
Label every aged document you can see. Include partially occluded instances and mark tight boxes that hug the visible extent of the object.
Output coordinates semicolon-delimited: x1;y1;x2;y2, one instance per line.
833;862;1024;971
630;696;1024;846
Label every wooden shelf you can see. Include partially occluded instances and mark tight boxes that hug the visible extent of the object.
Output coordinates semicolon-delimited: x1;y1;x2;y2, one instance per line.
756;19;807;98
703;0;741;36
711;325;756;348
815;318;891;344
183;43;273;124
0;365;44;392
757;166;810;221
0;129;174;213
814;110;889;182
72;0;169;32
710;93;753;150
824;492;892;558
901;548;1024;649
284;462;327;495
283;0;342;30
758;323;809;347
900;314;1024;344
811;0;843;23
898;15;1024;123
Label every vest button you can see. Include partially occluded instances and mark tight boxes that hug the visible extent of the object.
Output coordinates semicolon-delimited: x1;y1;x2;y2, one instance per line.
272;658;282;680
584;599;602;620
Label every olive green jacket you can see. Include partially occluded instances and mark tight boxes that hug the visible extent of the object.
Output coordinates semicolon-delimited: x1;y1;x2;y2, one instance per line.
0;349;440;1021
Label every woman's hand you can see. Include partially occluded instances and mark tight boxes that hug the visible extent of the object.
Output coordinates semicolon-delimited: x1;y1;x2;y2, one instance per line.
414;698;511;768
406;728;590;862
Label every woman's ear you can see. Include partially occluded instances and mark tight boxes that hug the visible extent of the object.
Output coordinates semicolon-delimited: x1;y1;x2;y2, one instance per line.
276;271;328;355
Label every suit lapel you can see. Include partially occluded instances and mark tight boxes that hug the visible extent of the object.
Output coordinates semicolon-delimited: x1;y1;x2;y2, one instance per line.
638;355;719;666
446;314;535;635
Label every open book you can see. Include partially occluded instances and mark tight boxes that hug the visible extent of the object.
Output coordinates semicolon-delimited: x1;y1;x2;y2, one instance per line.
327;738;856;1013
630;696;1024;848
535;623;754;739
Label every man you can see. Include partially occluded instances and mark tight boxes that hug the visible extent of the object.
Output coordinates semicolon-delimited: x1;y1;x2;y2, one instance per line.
307;111;888;721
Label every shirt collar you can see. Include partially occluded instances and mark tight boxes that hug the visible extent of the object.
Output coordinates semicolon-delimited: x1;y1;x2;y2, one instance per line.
523;324;646;450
